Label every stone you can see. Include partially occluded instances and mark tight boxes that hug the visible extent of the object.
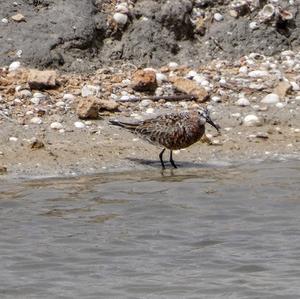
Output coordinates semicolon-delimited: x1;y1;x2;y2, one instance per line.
243;114;261;127
74;121;85;129
214;13;224;21
273;81;292;98
30;117;43;124
18;89;32;98
81;85;100;97
76;97;99;119
113;13;128;26
8;61;21;72
132;69;157;92
63;94;75;101
9;137;18;142
170;77;209;102
235;97;250;107
261;93;280;104
11;13;25;22
28;69;57;89
98;99;119;112
248;70;269;78
50;122;63;130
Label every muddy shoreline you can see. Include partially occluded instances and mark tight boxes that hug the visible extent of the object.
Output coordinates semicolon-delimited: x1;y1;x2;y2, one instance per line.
1;51;300;177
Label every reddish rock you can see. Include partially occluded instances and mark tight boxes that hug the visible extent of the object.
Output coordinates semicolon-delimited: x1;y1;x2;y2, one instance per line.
132;70;157;92
98;99;119;112
170;77;209;102
76;97;99;119
28;69;57;90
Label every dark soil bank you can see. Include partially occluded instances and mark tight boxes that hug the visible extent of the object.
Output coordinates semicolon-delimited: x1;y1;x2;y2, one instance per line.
1;0;299;71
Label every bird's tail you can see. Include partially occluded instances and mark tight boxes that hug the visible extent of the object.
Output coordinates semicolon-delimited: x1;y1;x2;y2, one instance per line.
109;120;139;130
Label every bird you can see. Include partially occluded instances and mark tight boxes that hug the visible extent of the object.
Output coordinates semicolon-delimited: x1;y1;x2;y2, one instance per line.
109;108;220;169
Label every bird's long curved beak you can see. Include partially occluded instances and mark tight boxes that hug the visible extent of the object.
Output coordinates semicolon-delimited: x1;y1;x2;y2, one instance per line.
206;116;221;132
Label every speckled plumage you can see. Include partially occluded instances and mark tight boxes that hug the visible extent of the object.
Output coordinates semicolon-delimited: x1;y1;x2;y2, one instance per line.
110;109;220;169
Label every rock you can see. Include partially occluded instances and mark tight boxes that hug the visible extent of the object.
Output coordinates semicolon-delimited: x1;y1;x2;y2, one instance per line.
11;13;25;22
239;66;248;74
113;13;128;26
30;117;43;124
214;13;224;22
248;70;269;78
0;166;7;175
290;81;300;91
156;73;168;85
8;61;21;72
30;139;45;149
275;102;286;109
77;97;99;119
81;85;100;97
98;99;119;112
74;121;85;129
249;22;258;30
243;114;261;127
50;122;63;130
273;81;292;98
170;77;209;102
1;18;8;24
18;89;32;98
168;62;178;69
211;96;221;103
139;99;152;108
261;93;280;104
28;69;58;89
235;97;250;107
132;69;157;92
9;137;18;142
63;94;75;101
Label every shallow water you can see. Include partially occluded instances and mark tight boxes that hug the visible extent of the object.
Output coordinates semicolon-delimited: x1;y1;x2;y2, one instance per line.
0;159;300;299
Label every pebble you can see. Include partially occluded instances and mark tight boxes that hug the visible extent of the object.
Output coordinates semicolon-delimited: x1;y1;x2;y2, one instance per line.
211;96;221;103
139;99;152;108
63;94;75;101
214;13;224;21
1;18;8;24
50;122;63;130
74;121;85;129
249;21;258;30
275;102;286;109
30;117;43;124
235;97;250;106
113;12;128;25
8;61;21;72
19;89;32;98
168;62;178;69
81;85;100;97
243;114;261;127
9;137;18;142
290;81;300;91
33;92;47;100
239;66;248;74
261;93;279;104
145;108;155;114
56;101;65;107
156;73;168;85
248;70;269;78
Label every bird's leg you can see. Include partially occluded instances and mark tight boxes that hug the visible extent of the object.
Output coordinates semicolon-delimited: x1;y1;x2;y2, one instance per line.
169;150;177;169
159;148;166;169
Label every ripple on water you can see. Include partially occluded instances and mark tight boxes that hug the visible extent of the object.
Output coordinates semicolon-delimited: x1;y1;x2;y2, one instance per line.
0;159;299;298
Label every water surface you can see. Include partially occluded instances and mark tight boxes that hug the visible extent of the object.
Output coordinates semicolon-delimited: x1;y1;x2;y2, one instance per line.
0;159;299;298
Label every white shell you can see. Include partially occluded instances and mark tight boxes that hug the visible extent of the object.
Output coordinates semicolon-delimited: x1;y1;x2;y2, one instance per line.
113;13;128;25
243;114;261;127
259;4;275;22
261;93;280;104
8;61;21;72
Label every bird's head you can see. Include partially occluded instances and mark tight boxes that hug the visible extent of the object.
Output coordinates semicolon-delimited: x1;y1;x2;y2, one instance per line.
198;108;221;132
